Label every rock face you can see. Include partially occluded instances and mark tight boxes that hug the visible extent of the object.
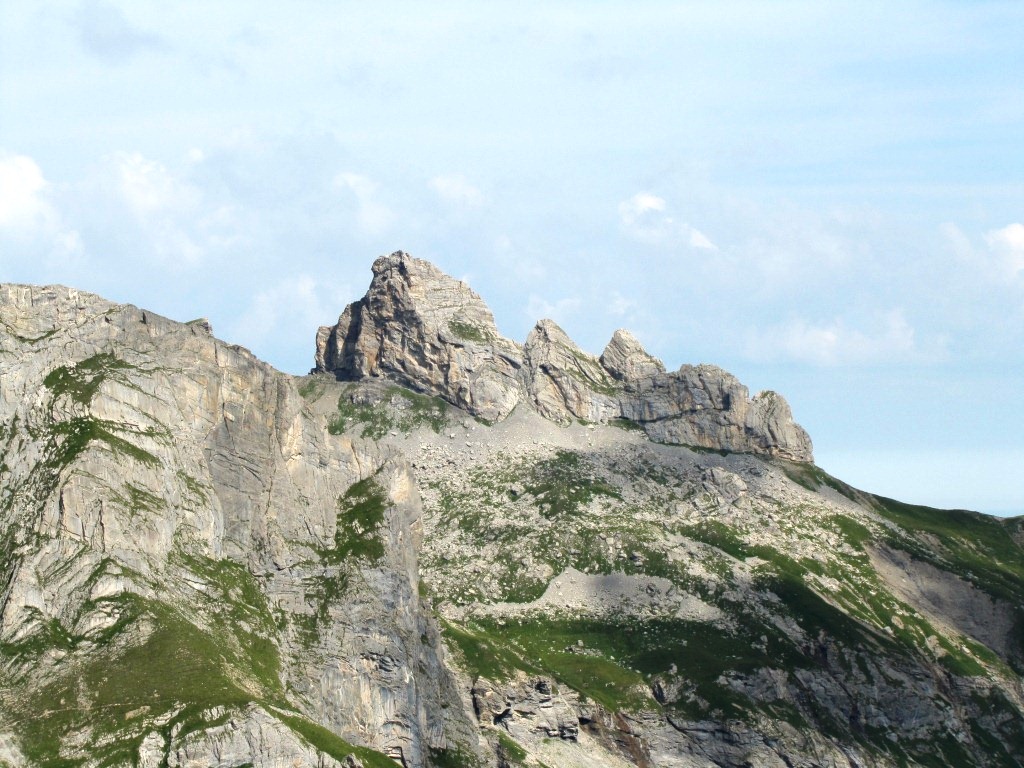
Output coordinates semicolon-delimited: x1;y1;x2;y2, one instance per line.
316;252;523;423
521;319;620;424
316;252;813;462
0;283;477;767
619;365;813;461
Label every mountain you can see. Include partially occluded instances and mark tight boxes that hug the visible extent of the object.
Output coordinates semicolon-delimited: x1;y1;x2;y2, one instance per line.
0;252;1021;768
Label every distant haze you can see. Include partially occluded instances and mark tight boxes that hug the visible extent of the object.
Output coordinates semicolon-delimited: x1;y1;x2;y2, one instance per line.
1;2;1021;515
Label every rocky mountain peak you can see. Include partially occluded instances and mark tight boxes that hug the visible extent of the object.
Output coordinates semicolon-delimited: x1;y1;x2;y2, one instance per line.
317;252;814;462
315;250;523;422
600;328;666;381
522;318;621;424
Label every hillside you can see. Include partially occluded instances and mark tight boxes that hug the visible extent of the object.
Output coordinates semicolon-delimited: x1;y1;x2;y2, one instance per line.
0;253;1022;767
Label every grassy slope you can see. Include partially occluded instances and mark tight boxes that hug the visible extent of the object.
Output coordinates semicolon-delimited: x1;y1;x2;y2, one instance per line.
434;452;1024;767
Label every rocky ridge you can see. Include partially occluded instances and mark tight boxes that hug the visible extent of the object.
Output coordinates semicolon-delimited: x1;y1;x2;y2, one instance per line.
316;251;812;462
1;256;1023;768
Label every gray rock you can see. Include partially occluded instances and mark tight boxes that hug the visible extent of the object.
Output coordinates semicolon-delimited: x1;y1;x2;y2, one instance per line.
0;283;479;768
8;259;1015;768
600;329;666;381
620;365;813;461
521;319;620;424
315;253;813;461
315;251;523;422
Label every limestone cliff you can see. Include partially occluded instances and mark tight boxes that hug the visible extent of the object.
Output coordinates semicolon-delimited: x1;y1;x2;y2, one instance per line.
0;284;475;767
315;252;813;462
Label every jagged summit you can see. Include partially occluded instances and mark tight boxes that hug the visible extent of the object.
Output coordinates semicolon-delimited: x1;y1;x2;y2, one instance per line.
316;251;814;462
315;251;523;422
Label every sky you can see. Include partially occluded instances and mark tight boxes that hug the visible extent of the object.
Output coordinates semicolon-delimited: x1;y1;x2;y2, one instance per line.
1;1;1022;515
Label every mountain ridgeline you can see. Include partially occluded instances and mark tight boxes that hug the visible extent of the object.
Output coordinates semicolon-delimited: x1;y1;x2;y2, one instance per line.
0;252;1022;768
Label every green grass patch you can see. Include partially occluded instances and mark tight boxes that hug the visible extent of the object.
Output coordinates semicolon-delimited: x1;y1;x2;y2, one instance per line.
776;461;860;502
448;319;490;344
456;614;806;717
297;377;327;402
300;477;390;638
42;353;138;406
172;553;283;694
175;470;209;505
7;596;255;766
608;417;645;432
270;710;398;768
329;478;387;564
526;450;621;520
429;744;485;768
329;385;448;438
869;495;1024;666
497;731;527;763
440;620;540;682
48;417;160;470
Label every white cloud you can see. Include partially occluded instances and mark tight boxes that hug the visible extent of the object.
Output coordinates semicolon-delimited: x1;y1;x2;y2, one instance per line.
607;292;635;317
429;174;485;208
111;151;199;216
617;192;666;226
984;223;1024;278
334;172;394;234
618;191;716;250
525;295;582;327
105;151;205;266
0;154;52;229
228;275;351;371
745;310;937;366
0;153;84;266
74;0;168;65
493;234;546;283
688;227;716;250
942;221;1024;283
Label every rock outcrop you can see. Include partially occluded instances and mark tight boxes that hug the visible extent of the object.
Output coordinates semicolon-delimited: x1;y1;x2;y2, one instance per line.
315;251;523;423
316;252;813;461
600;329;665;381
520;319;620;424
619;365;813;461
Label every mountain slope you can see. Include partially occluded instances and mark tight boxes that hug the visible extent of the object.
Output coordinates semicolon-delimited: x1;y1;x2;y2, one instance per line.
1;256;1022;768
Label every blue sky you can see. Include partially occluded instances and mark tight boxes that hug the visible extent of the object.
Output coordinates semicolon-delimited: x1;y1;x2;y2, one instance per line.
2;1;1022;514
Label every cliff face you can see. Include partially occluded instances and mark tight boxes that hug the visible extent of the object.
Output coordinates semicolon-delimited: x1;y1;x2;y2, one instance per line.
1;258;1023;768
315;252;813;462
0;284;474;767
